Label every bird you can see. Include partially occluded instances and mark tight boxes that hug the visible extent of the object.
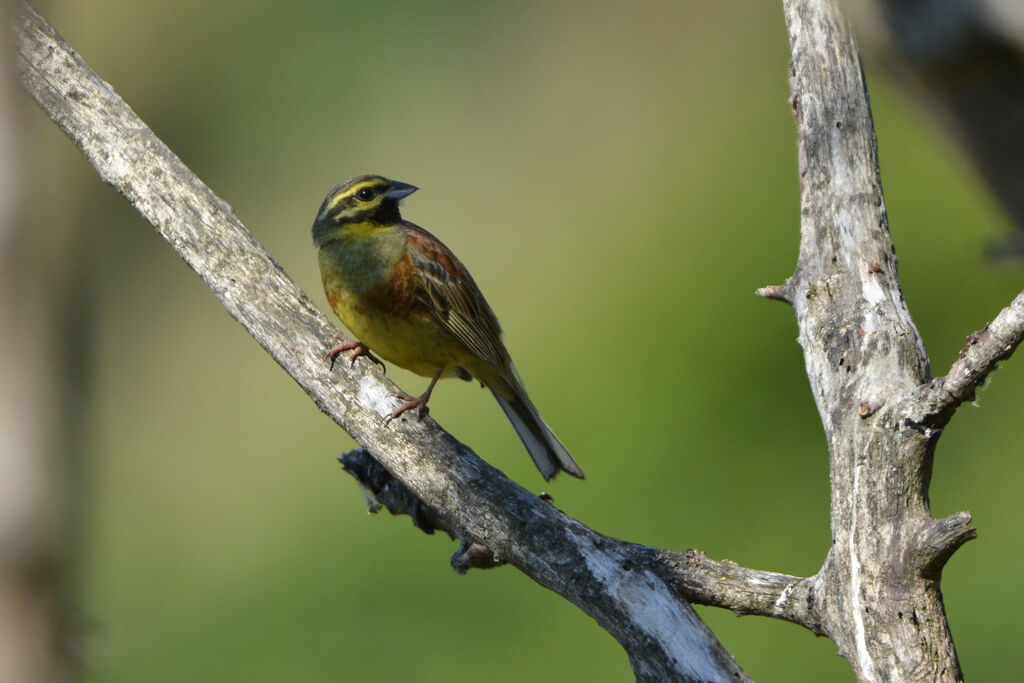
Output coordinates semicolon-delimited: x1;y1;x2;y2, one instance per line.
312;174;583;481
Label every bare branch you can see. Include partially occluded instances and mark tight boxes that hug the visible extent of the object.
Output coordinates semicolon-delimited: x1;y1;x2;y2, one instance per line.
15;3;754;680
341;448;825;632
338;448;455;539
910;513;977;581
654;551;824;635
781;0;968;679
754;283;794;304
909;289;1024;428
787;0;929;420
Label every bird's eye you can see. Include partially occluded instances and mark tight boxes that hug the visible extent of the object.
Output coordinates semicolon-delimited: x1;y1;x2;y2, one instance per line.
355;187;375;201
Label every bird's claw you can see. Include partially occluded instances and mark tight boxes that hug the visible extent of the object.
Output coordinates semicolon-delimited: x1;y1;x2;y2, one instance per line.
384;391;430;424
325;335;385;373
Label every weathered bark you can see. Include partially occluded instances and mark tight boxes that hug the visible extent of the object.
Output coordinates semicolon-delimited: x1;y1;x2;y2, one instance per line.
770;0;985;679
340;446;824;633
15;3;751;680
15;0;1024;680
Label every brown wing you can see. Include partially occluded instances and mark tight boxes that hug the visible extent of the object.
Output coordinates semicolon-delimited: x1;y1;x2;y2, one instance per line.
404;222;511;372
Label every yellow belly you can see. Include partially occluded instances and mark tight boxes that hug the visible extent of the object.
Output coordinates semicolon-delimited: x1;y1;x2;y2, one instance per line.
327;285;482;383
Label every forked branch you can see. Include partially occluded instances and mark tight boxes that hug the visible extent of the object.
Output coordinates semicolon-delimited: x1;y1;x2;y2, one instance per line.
18;0;1024;680
15;2;761;680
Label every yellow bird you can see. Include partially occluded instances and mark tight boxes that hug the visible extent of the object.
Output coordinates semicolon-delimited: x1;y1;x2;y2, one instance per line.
312;174;584;481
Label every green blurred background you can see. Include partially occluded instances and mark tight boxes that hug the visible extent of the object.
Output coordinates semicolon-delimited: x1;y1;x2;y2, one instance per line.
24;1;1022;680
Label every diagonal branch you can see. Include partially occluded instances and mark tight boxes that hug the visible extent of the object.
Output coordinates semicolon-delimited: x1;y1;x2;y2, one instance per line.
341;448;825;632
15;2;770;680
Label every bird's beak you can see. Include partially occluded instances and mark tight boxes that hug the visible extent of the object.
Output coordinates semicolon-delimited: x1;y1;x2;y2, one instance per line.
386;180;419;200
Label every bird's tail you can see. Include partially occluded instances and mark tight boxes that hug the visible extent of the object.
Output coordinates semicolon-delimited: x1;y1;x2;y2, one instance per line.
492;389;584;481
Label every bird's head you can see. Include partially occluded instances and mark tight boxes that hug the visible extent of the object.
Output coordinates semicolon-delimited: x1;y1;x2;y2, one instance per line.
312;174;418;246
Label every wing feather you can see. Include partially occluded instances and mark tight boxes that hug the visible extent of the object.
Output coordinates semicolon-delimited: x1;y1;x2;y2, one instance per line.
404;223;510;372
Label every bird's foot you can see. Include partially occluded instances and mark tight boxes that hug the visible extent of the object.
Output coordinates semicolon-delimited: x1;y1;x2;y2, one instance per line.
325;334;385;372
384;367;444;424
385;390;430;423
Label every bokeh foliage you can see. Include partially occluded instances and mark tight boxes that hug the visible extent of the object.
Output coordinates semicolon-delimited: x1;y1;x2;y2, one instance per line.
27;1;1020;680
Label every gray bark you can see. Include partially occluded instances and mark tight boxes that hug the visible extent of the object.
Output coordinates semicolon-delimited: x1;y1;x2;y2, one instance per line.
765;0;994;679
15;3;749;680
13;0;1024;680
